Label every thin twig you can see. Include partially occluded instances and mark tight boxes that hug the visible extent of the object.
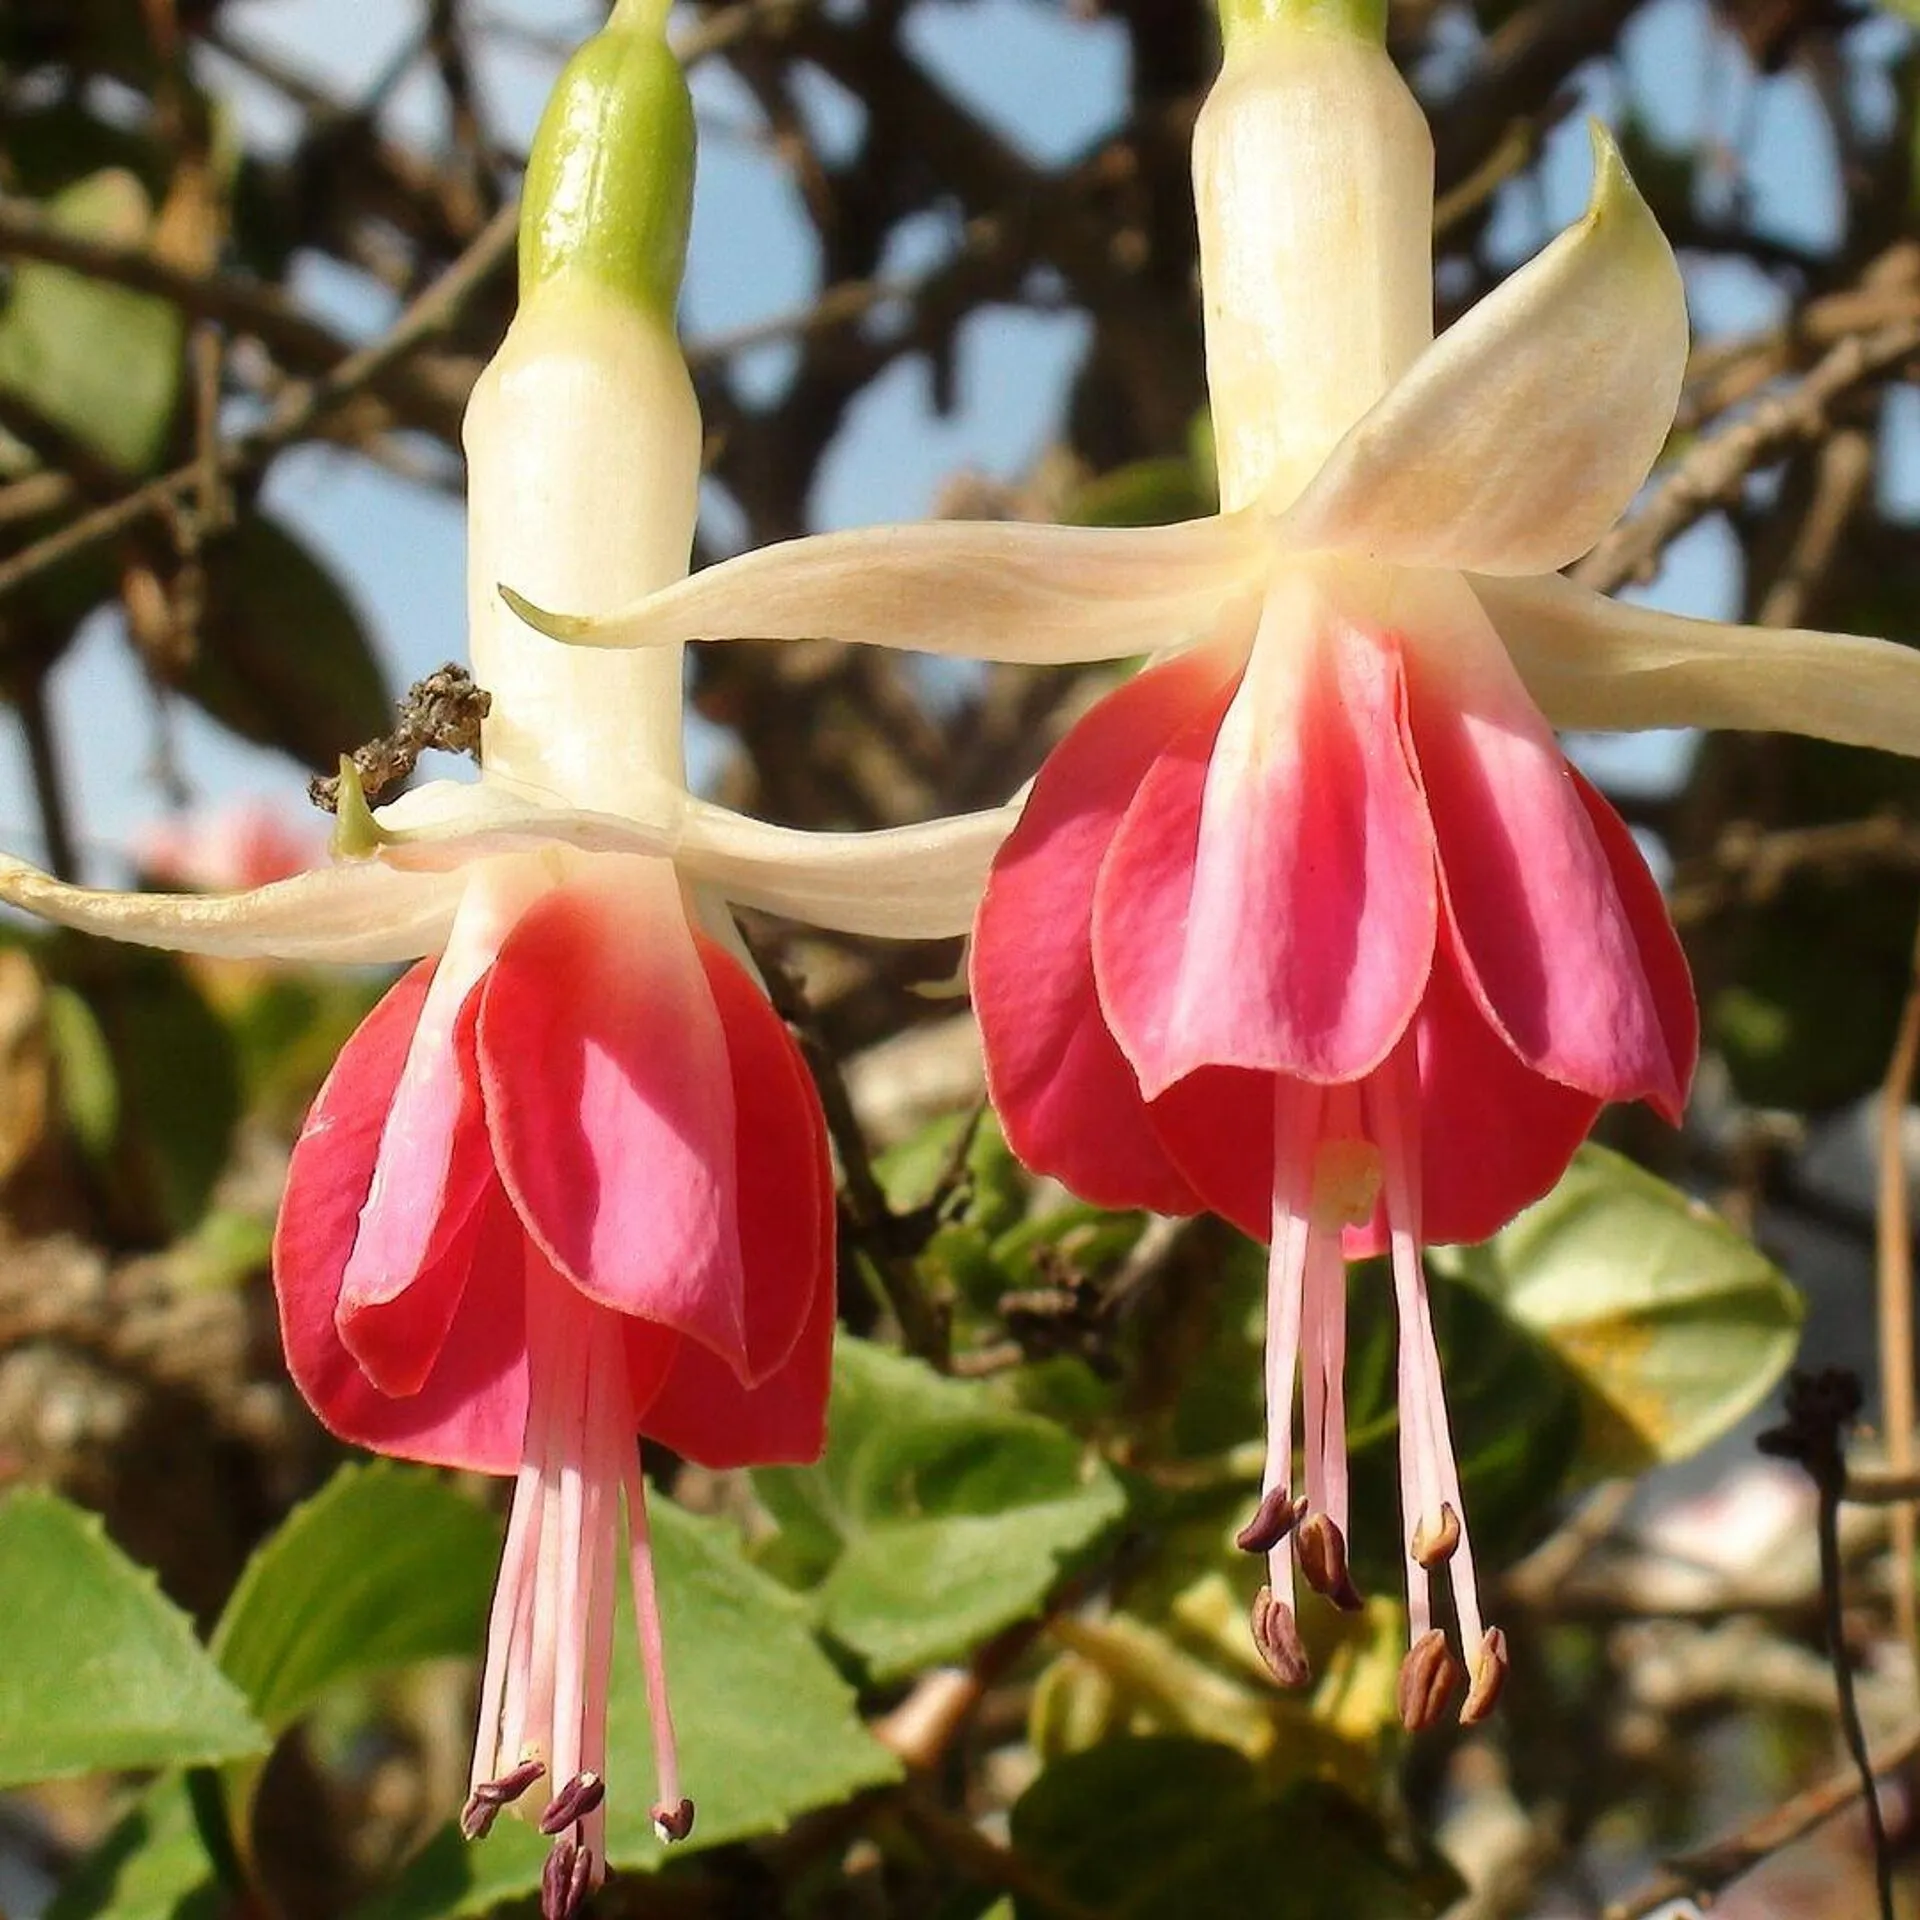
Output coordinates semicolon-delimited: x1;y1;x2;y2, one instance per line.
0;202;519;611
1575;317;1920;595
1758;1370;1896;1920
1605;1719;1920;1920
307;665;492;812
1877;910;1920;1699
15;676;77;882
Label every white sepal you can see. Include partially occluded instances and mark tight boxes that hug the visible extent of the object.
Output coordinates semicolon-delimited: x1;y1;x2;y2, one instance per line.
0;857;466;963
1481;571;1920;755
505;514;1268;665
1275;124;1688;577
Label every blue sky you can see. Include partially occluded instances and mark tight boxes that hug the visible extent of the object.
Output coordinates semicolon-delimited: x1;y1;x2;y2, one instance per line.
0;0;1900;871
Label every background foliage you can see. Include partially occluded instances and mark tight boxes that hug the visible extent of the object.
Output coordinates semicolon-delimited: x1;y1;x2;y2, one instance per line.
2;1;1919;1916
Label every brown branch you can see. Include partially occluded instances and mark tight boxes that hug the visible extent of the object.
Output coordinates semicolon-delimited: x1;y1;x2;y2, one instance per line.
1575;315;1920;594
1605;1719;1920;1920
306;664;492;812
0;201;518;612
1878;910;1920;1696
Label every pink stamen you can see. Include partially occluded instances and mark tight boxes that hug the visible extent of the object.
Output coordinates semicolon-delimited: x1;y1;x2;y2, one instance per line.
1367;1040;1495;1696
463;1252;694;1897
1259;1080;1322;1610
620;1445;688;1842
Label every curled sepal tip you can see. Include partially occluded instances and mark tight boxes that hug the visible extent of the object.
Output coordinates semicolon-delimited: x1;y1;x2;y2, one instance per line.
330;755;392;861
521;5;695;316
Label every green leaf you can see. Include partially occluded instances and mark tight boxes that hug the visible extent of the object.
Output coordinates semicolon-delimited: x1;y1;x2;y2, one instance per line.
0;170;183;473
182;515;392;774
755;1338;1128;1680
43;1775;220;1920
0;1489;265;1786
44;946;242;1241
1009;1737;1461;1920
210;1462;501;1737
1436;1144;1804;1479
352;1498;899;1919
1345;1255;1585;1585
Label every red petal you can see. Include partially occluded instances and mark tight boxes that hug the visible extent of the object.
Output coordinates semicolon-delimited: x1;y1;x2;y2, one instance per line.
477;860;751;1378
336;984;495;1395
1409;623;1690;1115
1573;769;1698;1124
275;968;528;1472
971;653;1233;1215
1095;606;1436;1092
1146;1065;1275;1242
629;932;836;1467
1346;939;1603;1256
700;932;833;1381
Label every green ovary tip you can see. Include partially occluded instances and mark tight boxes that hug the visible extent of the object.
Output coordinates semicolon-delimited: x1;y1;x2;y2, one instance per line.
1218;0;1388;50
520;5;695;316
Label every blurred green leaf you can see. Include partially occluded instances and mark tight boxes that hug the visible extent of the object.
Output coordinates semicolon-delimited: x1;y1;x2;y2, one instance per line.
1436;1144;1803;1479
1686;730;1920;1107
352;1498;899;1917
43;1775;220;1920
183;515;392;773
1009;1737;1461;1920
755;1338;1128;1680
0;170;183;473
44;946;241;1241
0;1489;265;1787
210;1462;500;1738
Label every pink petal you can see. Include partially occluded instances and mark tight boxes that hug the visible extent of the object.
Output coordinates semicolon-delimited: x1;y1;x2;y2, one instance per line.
336;978;495;1394
1095;601;1437;1093
476;858;751;1378
971;652;1235;1214
275;969;529;1472
626;1235;835;1470
1573;769;1698;1124
702;932;833;1381
627;932;837;1468
1346;939;1603;1257
1409;624;1691;1116
1145;1064;1275;1242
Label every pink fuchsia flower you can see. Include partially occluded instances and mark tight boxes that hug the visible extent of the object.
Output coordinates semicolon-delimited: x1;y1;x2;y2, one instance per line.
134;799;323;894
516;8;1920;1723
0;13;1013;1909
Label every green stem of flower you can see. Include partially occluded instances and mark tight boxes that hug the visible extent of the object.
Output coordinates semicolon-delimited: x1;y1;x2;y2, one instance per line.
1218;0;1387;51
610;0;672;34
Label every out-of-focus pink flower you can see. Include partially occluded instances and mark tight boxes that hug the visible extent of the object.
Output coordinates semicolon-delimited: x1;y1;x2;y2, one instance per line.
134;800;322;893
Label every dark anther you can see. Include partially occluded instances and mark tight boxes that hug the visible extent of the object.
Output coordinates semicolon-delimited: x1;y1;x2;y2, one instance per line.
540;1839;594;1920
1250;1585;1311;1688
1461;1625;1509;1725
1411;1502;1461;1569
460;1758;546;1840
1295;1513;1365;1611
1397;1628;1462;1732
651;1796;696;1844
539;1771;607;1835
1235;1485;1308;1555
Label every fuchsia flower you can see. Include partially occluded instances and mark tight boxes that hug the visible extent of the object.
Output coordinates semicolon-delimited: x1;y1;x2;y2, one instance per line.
0;14;1013;1908
525;12;1920;1721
